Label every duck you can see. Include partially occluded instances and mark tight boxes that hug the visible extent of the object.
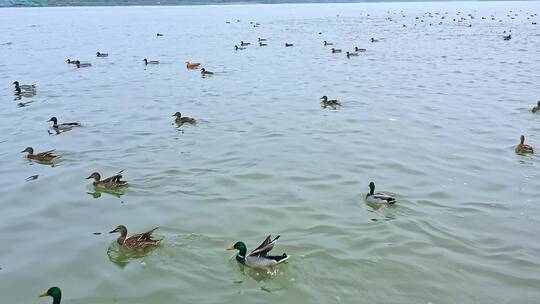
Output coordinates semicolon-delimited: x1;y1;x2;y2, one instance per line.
355;47;367;52
144;58;159;65
201;68;214;75
21;147;58;163
39;287;62;304
227;235;289;269
110;225;160;250
515;135;534;154
73;60;92;68
66;59;78;64
86;171;128;190
259;42;268;46
371;37;379;42
324;40;333;46
14;86;36;97
346;51;359;57
173;112;196;124
258;38;267;41
235;45;246;50
96;52;108;57
331;48;342;53
12;81;35;91
48;117;81;131
156;33;164;36
186;61;201;69
531;101;539;113
240;41;250;46
285;43;294;47
503;34;512;40
366;182;396;204
320;95;341;107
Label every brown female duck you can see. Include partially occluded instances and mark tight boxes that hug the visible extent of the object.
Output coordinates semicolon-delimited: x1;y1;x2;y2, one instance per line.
173;112;196;125
515;135;534;154
86;171;128;190
110;225;160;250
21;147;58;163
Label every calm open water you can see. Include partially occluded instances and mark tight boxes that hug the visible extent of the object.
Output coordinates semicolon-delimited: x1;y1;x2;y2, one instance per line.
1;1;540;303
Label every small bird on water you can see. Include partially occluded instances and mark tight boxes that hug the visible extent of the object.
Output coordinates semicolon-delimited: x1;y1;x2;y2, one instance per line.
173;112;196;125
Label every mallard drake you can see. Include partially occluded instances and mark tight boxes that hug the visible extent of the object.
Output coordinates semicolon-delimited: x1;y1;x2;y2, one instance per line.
12;81;35;91
39;286;62;304
324;40;333;46
503;34;511;40
366;182;396;204
259;42;268;46
320;95;341;107
201;68;214;75
21;147;58;163
48;117;81;131
227;235;289;269
346;51;359;57
186;61;201;69
240;41;250;46
66;59;78;64
173;112;196;124
371;37;379;42
355;47;367;52
14;86;36;98
331;48;342;53
285;43;294;47
96;52;109;57
110;225;160;250
531;101;539;113
235;45;246;50
86;171;128;190
515;135;534;154
144;58;159;65
74;60;92;68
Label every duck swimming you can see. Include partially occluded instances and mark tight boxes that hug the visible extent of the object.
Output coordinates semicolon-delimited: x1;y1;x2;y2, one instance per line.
258;38;267;41
66;59;78;64
371;37;379;42
324;40;333;46
96;52;108;57
21;147;58;163
86;171;128;190
366;182;396;204
515;135;534;154
531;101;539;113
346;51;359;57
201;68;214;75
186;61;201;69
110;225;160;250
173;112;196;124
48;116;81;131
144;58;159;65
320;95;341;108
235;45;246;50
331;48;342;53
227;235;289;269
12;81;35;91
503;34;511;40
240;41;250;46
73;60;92;68
355;47;367;52
259;42;268;46
285;43;294;47
156;33;164;36
39;287;62;304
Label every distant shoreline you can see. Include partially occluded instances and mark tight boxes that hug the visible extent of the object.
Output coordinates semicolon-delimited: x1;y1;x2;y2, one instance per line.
1;0;527;9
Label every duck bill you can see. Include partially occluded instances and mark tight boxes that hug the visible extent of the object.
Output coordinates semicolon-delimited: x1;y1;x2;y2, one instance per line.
38;291;48;297
226;245;235;250
85;176;93;179
109;229;118;234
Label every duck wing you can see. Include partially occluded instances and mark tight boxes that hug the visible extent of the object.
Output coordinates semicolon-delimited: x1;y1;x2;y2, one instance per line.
244;253;289;268
37;150;56;157
102;170;125;183
137;227;159;241
248;235;280;257
373;193;396;203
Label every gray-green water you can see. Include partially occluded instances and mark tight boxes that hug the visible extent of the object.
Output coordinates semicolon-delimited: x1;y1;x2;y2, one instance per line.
1;2;540;303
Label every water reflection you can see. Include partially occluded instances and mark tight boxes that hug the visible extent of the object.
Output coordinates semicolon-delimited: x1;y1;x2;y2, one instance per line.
107;242;157;268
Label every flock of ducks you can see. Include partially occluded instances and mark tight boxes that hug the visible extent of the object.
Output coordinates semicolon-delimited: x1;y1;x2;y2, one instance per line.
7;7;538;304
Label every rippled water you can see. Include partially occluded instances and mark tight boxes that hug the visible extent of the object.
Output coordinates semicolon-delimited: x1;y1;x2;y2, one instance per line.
1;2;540;303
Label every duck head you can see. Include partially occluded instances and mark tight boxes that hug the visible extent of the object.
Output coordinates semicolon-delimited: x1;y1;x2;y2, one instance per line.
173;112;182;117
520;135;525;144
143;58;148;64
110;225;128;237
320;96;328;102
369;182;375;195
227;241;247;256
96;52;100;56
48;117;58;125
12;81;20;86
21;147;34;154
86;172;101;181
39;287;61;304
